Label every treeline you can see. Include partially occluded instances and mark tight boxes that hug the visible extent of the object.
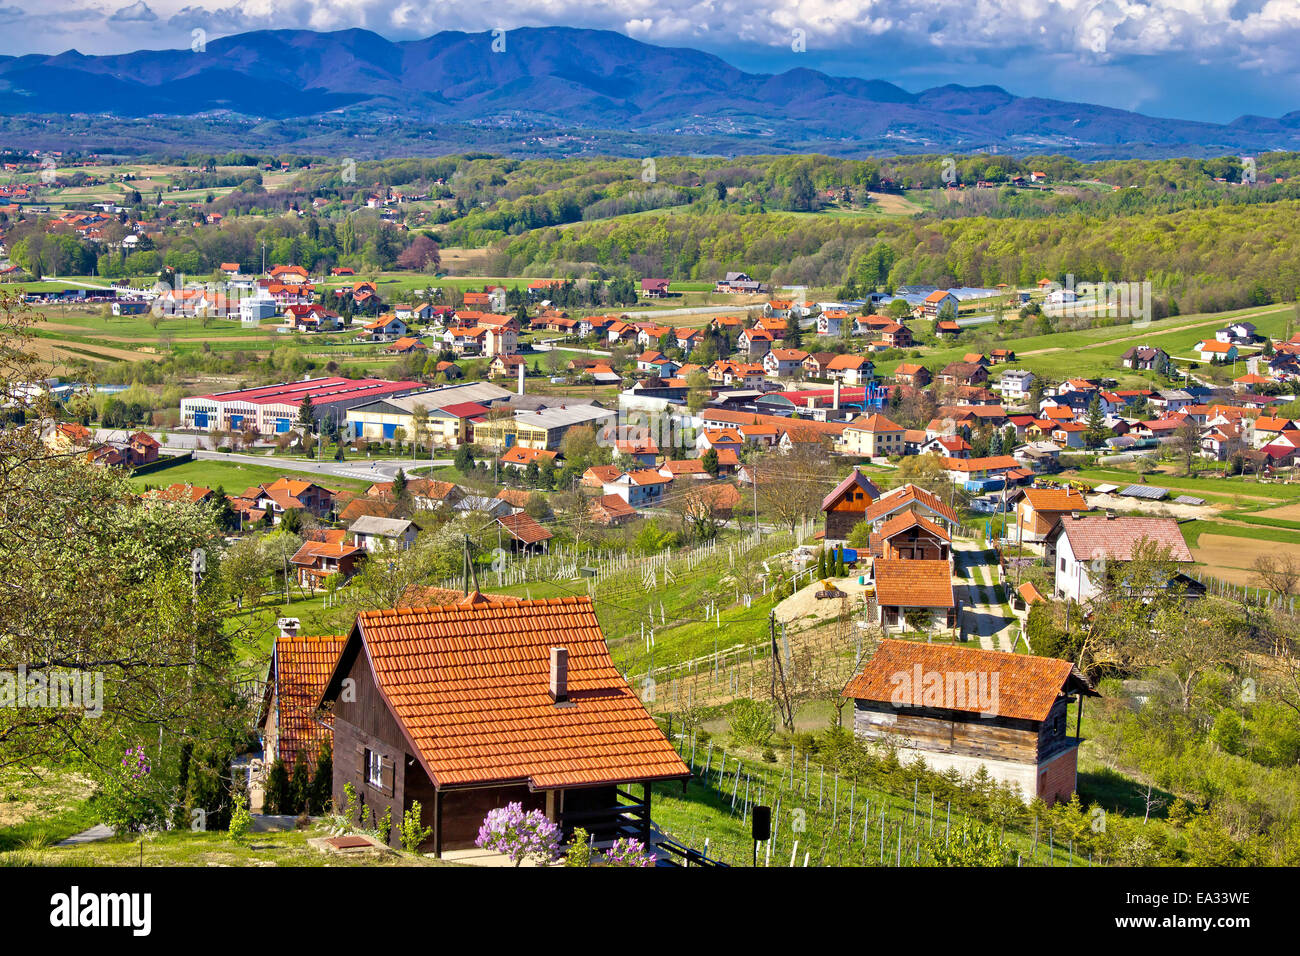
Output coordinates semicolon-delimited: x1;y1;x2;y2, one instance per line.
489;199;1300;313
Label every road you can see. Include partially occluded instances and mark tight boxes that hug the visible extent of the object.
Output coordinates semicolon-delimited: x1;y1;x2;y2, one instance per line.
953;540;1016;652
187;449;435;482
92;428;438;483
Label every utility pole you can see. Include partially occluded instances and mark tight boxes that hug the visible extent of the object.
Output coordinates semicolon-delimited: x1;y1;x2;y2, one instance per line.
752;461;760;542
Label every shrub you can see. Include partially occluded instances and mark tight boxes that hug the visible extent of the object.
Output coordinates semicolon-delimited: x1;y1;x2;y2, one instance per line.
228;794;252;846
475;802;561;866
728;698;774;749
93;745;169;835
400;801;433;853
565;827;593;867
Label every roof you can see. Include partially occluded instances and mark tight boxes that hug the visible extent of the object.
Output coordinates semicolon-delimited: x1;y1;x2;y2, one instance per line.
348;515;415;537
864;484;960;525
1021;487;1089;512
327;597;690;789
590;493;637;521
265;634;347;768
1017;581;1047;606
846;412;903;433
872;559;955;608
821;467;882;511
877;510;951;543
290;535;363;566
496;511;554;545
144;482;212;504
843;639;1092;721
500;446;559;467
1052;514;1193;563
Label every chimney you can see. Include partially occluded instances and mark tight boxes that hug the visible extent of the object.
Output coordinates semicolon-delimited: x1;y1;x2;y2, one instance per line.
277;617;300;639
517;360;525;396
833;378;841;410
549;647;569;703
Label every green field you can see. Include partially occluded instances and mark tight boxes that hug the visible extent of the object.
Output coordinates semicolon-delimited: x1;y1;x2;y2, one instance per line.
128;458;371;495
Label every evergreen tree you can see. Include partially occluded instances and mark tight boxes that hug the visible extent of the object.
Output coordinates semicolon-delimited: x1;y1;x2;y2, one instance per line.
310;740;333;814
265;758;291;815
392;468;407;499
1084;393;1109;448
289;749;313;814
296;394;315;430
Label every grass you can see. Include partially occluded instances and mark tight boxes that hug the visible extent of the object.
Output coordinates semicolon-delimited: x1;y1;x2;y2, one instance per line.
2;826;447;867
126;458;371;494
0;767;98;852
1177;519;1300;548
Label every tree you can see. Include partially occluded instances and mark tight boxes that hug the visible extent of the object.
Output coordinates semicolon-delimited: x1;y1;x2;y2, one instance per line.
264;759;291;815
392;468;408;499
1083;392;1109;448
700;447;719;477
1253;553;1300;596
297;394;315;431
396;234;441;272
755;442;835;533
1170;419;1202;477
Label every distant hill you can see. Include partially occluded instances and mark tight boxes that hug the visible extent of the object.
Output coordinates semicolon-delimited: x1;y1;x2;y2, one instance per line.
1;26;1297;157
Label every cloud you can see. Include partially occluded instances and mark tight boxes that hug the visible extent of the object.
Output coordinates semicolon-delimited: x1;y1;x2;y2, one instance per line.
109;1;158;22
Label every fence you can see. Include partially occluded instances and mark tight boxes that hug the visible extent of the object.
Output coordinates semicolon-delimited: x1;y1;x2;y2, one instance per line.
660;737;1097;868
131;451;194;477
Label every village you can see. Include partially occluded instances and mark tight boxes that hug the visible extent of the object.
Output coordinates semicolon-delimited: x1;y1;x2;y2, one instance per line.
1;149;1299;876
6;248;1299;871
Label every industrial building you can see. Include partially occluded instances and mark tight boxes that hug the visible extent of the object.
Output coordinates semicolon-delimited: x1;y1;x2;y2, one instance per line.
180;377;427;433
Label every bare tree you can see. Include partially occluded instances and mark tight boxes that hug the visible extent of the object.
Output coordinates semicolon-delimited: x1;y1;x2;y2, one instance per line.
1253;553;1300;597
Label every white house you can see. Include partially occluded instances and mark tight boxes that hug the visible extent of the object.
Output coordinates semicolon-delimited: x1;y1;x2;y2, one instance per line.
1046;514;1194;604
998;369;1036;401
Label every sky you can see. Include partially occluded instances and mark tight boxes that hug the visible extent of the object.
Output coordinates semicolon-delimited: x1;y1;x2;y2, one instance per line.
1;0;1299;123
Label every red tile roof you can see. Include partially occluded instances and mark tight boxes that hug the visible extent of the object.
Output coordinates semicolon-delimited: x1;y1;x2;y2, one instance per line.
877;509;950;543
1054;514;1193;563
864;483;959;525
334;597;690;788
497;511;554;545
873;559;955;608
843;639;1091;721
265;634;346;768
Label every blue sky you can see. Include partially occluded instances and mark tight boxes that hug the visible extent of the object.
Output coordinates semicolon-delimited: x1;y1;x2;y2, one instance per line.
1;1;1298;123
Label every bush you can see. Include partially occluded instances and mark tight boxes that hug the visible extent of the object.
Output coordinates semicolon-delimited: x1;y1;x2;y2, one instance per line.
400;801;433;853
565;827;593;867
228;793;252;846
475;802;561;866
728;698;774;749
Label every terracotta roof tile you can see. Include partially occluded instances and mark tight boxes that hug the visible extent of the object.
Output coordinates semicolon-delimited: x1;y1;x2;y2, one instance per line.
843;639;1090;721
341;598;689;789
268;635;346;768
873;559;955;608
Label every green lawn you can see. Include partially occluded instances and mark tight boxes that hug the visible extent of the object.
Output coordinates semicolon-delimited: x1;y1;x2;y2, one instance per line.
127;458;371;495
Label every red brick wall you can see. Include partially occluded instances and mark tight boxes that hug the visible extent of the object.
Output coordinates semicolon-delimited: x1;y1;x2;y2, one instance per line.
1036;747;1078;806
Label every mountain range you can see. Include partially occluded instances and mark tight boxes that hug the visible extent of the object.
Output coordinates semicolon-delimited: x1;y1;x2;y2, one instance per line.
1;26;1298;157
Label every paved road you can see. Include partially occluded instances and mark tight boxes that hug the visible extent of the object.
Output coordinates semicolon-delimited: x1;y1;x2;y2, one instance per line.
954;540;1016;652
189;449;438;483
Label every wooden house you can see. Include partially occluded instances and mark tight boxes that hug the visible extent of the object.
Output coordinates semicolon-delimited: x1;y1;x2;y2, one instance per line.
316;595;691;854
870;511;952;560
844;640;1097;805
820;467;883;541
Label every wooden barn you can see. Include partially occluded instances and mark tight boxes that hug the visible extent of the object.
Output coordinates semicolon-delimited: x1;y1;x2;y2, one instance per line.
821;467;882;541
316;593;690;856
844;640;1097;805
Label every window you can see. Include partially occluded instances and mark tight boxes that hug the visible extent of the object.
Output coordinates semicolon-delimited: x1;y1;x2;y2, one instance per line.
1059;558;1066;573
366;749;385;788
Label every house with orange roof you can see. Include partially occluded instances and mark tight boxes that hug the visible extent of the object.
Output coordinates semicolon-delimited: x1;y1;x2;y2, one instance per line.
290;529;364;587
602;468;672;508
589;493;638;526
1016;486;1090;544
257;620;346;778
825;353;875;386
845;640;1096;805
239;477;335;523
317;594;691;854
499;446;559;471
839;412;905;458
1196;339;1238;362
